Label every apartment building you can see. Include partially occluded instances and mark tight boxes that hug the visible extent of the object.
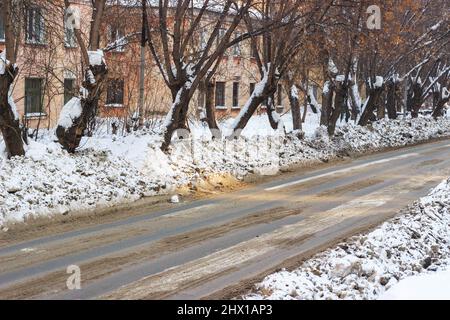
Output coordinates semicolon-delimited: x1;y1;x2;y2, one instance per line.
0;1;292;129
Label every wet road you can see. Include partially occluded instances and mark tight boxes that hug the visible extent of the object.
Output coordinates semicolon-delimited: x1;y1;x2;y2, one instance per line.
0;139;450;299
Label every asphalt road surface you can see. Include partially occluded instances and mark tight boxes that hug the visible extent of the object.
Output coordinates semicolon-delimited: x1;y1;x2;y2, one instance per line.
1;139;450;300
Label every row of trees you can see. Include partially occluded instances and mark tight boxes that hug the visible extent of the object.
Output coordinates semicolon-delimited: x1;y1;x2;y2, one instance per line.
0;0;449;158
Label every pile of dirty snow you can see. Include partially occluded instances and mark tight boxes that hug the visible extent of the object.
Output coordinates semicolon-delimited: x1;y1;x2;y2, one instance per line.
245;178;450;300
0;140;171;227
1;116;450;227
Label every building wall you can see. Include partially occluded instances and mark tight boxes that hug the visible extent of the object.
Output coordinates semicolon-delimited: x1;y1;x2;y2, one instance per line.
1;0;91;129
1;1;297;130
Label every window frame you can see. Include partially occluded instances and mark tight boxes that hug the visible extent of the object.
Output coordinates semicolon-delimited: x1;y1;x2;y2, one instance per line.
106;79;125;106
25;6;45;45
232;32;241;56
64;25;77;48
216;28;226;49
199;30;207;51
250;83;255;95
232;82;240;108
215;81;226;108
25;78;44;115
109;24;126;52
63;78;76;105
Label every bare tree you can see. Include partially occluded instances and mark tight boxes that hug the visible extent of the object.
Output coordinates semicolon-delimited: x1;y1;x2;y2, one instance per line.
359;0;449;125
0;0;25;158
143;0;257;151
55;0;108;153
229;0;332;137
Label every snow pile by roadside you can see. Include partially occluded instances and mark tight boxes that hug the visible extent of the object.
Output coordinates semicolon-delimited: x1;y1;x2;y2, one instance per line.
334;117;450;153
0;140;170;227
168;116;450;181
245;178;450;300
1;116;450;227
379;264;450;300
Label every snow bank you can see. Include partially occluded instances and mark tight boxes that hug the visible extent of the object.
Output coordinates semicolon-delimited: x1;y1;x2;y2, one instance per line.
0;139;163;227
245;177;450;300
2;116;450;227
379;267;450;300
57;97;82;128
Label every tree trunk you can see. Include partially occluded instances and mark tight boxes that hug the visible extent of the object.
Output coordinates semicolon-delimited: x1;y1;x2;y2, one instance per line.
267;95;282;130
161;86;191;151
56;64;107;153
432;92;450;119
229;74;274;137
377;102;385;120
302;93;308;123
289;85;302;131
358;86;384;126
328;81;347;135
204;81;221;139
0;65;25;158
349;79;360;121
320;81;333;126
386;80;398;120
410;82;423;118
230;94;268;137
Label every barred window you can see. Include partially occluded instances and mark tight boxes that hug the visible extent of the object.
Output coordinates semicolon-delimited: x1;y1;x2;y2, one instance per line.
106;79;124;106
25;78;43;114
64;79;75;105
215;82;225;107
26;7;45;44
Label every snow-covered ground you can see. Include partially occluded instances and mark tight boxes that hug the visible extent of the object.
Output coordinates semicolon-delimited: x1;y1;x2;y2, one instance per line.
245;178;450;300
380;266;450;300
1;114;450;228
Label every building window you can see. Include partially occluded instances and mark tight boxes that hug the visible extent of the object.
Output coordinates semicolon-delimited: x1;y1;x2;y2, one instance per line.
0;10;5;41
64;79;75;105
106;79;124;106
199;30;207;51
26;7;45;44
250;83;255;95
215;82;225;107
108;25;126;52
277;84;282;106
232;82;239;108
217;28;226;47
25;78;43;114
311;84;318;100
250;38;258;58
64;25;77;48
232;32;241;56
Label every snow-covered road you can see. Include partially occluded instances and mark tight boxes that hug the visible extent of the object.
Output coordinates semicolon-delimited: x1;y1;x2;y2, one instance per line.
0;138;449;299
